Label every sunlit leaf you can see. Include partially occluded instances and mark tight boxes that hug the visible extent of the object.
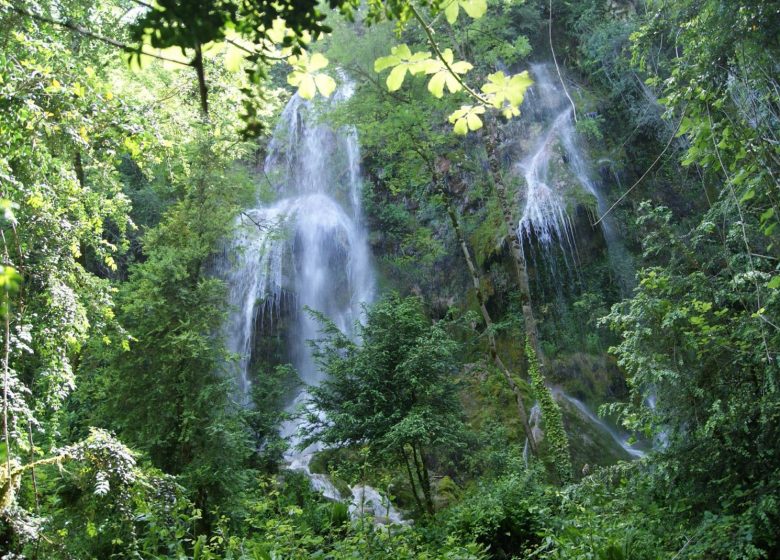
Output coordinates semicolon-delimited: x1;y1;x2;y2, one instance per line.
287;52;337;99
423;49;472;98
309;53;329;72
224;42;246;72
481;70;533;114
314;74;337;97
428;72;447;98
443;0;487;23
267;18;289;44
387;65;407;91
374;44;431;92
448;105;485;135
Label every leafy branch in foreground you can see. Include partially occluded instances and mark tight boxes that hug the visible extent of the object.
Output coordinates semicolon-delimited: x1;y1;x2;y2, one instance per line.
373;2;533;134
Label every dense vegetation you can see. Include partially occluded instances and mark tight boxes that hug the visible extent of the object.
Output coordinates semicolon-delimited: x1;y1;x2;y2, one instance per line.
1;0;778;558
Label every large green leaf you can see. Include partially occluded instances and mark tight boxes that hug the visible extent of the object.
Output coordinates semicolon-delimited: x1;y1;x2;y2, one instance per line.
374;44;431;92
481;70;533;111
423;49;472;98
443;0;488;24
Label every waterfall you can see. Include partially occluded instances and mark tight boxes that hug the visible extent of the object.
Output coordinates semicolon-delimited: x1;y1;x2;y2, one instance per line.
512;64;643;460
217;87;404;522
516;63;634;294
555;391;645;459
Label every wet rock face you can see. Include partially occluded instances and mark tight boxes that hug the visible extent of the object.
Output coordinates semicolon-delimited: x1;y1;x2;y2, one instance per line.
551;353;629;405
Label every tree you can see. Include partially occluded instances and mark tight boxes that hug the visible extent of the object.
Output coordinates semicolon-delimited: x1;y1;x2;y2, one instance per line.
307;294;465;515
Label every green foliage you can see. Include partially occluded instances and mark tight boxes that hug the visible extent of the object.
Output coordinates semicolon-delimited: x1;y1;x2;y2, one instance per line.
308;294;466;514
537;463;671;560
526;341;572;484
441;463;550;559
2;0;780;557
77;130;258;525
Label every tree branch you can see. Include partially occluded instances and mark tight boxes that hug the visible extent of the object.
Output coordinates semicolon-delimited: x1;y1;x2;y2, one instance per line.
408;4;491;106
4;3;192;68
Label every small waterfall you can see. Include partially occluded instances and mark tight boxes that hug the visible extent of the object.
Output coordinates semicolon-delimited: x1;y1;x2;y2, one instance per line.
515;64;634;294
556;391;645;459
217;87;403;522
518;108;584;286
512;64;642;461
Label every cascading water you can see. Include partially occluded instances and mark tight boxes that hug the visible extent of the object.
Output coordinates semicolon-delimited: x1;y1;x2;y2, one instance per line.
217;88;402;522
517;64;634;294
556;391;645;459
513;64;643;460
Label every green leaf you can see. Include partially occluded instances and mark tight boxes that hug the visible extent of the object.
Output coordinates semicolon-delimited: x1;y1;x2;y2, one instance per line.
768;276;780;289
443;0;486;23
223;42;245;72
466;110;483;131
287;52;337;99
448;105;485;135
423;49;473;99
374;44;431;92
387;65;407;91
481;70;533;111
314;74;337;97
444;0;460;23
374;54;401;72
308;53;328;72
461;0;487;19
428;72;447;98
740;188;755;203
423;49;472;98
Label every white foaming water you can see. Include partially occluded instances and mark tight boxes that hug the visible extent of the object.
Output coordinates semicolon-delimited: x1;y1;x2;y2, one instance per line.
516;64;634;294
217;88;403;522
350;486;406;525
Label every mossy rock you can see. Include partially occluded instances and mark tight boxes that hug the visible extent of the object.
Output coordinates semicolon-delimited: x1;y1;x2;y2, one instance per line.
551;353;628;410
433;475;461;510
460;362;533;444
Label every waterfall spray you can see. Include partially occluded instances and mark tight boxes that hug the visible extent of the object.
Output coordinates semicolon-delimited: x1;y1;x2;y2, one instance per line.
216;88;404;522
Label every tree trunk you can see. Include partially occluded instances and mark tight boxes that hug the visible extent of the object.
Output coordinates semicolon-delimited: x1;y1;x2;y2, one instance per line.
400;445;426;515
484;123;544;370
441;191;538;455
193;43;209;117
411;442;434;515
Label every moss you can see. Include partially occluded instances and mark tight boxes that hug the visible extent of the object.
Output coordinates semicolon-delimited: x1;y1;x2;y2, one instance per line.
551;353;628;411
433;475;461;510
469;196;506;268
564;185;599;217
459;363;533;444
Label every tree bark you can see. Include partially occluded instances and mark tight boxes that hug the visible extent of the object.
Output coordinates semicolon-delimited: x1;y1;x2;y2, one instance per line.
193;43;209;117
484;123;544;371
400;445;426;515
411;442;434;515
441;190;538;455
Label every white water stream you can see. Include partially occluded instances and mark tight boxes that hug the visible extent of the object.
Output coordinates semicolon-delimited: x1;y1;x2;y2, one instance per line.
516;64;643;460
517;64;634;294
217;89;403;522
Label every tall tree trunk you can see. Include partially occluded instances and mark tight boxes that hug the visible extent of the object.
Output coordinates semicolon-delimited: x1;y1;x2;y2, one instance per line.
440;188;538;455
193;43;209;117
401;445;426;515
485;123;543;363
411;442;434;515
